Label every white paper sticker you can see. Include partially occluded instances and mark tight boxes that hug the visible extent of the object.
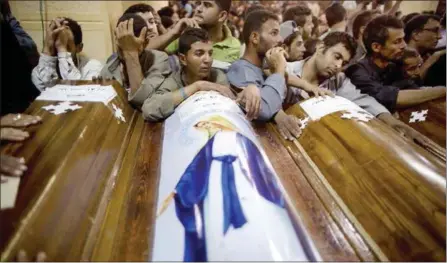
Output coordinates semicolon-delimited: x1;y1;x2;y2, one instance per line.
299;96;367;120
36;84;117;104
1;176;20;210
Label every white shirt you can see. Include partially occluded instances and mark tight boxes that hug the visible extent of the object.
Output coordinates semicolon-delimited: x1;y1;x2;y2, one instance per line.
31;52;102;91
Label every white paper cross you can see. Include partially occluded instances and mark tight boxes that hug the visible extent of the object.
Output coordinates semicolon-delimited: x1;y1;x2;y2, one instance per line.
409;110;428;123
341;110;374;122
112;104;126;122
299;117;310;130
42;101;82;115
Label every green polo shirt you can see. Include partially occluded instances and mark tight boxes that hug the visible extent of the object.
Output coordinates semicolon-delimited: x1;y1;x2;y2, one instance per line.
165;25;241;64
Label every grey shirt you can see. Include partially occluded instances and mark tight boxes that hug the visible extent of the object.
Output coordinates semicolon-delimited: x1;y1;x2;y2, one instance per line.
227;59;286;121
286;60;389;116
142;68;229;122
100;50;171;108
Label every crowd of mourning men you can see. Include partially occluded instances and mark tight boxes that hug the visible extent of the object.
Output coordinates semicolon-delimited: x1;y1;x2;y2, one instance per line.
1;0;446;238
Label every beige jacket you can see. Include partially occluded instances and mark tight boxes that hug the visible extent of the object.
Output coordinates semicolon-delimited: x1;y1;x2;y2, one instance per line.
100;50;171;108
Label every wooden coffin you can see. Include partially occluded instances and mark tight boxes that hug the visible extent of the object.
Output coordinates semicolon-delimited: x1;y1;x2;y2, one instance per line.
266;97;446;262
0;80;140;261
396;97;446;148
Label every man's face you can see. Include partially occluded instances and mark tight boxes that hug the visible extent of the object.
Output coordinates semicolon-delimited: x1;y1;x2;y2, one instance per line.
287;34;306;61
378;28;406;61
303;14;314;38
138;11;158;38
257;19;283;56
182;41;213;79
194;1;221;27
315;43;351;79
403;55;423;79
416;19;442;50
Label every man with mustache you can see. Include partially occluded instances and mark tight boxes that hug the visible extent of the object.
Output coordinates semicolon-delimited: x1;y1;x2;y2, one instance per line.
286;31;436;148
405;14;446;87
141;28;235;121
165;0;240;67
346;15;445;113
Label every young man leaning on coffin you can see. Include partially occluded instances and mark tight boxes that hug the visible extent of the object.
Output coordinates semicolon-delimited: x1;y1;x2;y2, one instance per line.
100;13;171;110
285;31;436;148
141;27;235;122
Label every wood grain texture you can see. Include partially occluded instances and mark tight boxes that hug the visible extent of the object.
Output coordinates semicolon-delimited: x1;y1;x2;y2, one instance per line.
397;97;446;148
276;103;446;262
0;80;137;261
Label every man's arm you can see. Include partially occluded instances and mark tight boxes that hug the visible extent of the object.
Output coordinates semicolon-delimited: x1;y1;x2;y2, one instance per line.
31;54;58;91
128;51;171;107
346;63;400;112
420;50;446;80
227;65;286;121
148;18;200;52
122;51;144;98
396;87;446;108
57;52;83;80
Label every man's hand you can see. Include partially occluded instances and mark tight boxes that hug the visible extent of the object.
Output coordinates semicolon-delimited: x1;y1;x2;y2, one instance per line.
236;85;261;120
1;128;29;142
115;18;147;52
266;47;288;75
302;82;335;97
391;120;440;150
194;81;236;100
1;114;42;127
55;27;75;53
171;18;200;37
0;155;27;177
274;110;302;140
43;18;68;56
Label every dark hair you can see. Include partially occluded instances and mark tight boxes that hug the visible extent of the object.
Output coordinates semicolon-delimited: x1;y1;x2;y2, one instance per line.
215;0;231;13
363;15;404;55
352;10;380;40
244;4;265;19
116;13;147;38
303;38;320;59
243;10;278;45
284;31;302;48
402;47;420;61
404;14;441;42
124;3;154;15
0;0;11;16
325;3;347;27
178;28;210;55
161;16;174;29
62;17;82;45
323;31;357;59
158;6;174;18
283;5;312;28
402;12;419;25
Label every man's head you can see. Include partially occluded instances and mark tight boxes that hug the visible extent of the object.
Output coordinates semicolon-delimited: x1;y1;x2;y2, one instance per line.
244;4;265;19
124;3;158;38
194;0;231;28
314;32;357;78
363;15;406;61
401;48;423;79
325;3;347;29
61;17;83;53
352;10;381;41
404;14;442;51
280;21;305;61
402;12;419;25
283;5;314;39
116;14;148;57
243;10;282;58
178;28;213;79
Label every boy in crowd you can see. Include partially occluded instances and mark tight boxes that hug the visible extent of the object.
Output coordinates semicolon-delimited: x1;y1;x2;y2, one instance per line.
346;15;445;113
283;4;314;40
319;3;347;40
100;13;171;109
141;28;235;121
31;17;102;91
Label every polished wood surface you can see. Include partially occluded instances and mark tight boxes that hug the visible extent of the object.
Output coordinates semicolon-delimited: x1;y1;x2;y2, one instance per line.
0;80;139;261
397;97;446;148
271;103;447;262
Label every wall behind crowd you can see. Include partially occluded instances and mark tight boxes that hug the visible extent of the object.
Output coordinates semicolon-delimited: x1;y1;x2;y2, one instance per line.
10;0;436;63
